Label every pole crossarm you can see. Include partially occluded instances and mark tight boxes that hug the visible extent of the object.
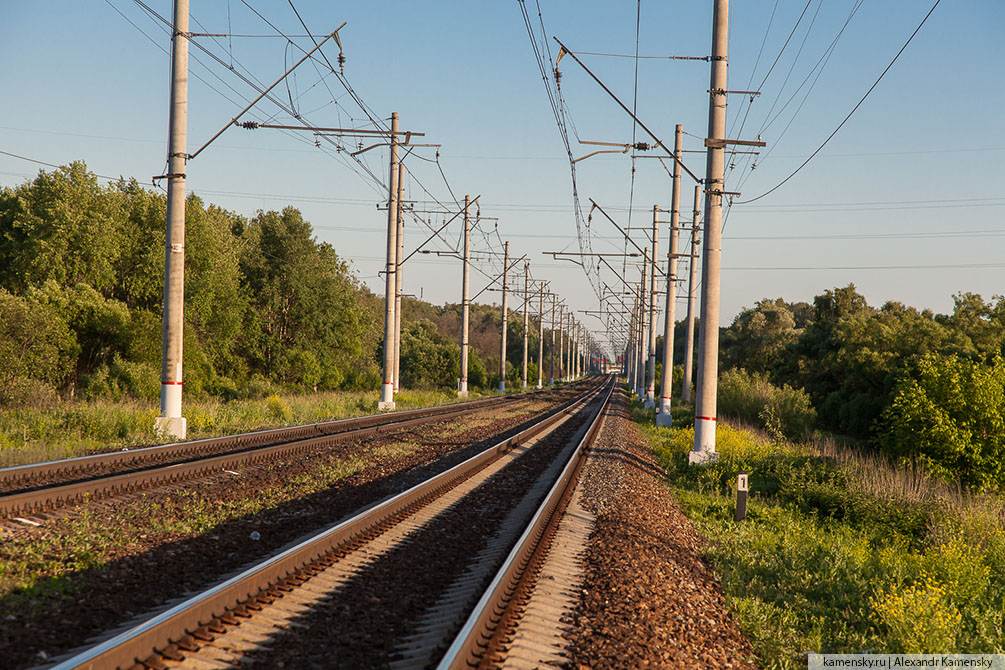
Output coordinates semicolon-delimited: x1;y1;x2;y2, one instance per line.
589;200;668;278
401;196;479;265
236;123;424;138
189;24;345;160
597;258;644;303
553;36;702;184
470;254;528;302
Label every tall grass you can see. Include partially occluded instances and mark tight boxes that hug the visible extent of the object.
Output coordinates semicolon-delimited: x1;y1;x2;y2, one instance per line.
717;368;816;440
637;404;1005;666
0;388;486;468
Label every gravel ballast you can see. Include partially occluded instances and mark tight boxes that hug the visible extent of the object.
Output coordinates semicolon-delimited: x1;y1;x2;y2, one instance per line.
566;388;758;669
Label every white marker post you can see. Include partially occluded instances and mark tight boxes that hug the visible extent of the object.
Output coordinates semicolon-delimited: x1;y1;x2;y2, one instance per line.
735;471;748;522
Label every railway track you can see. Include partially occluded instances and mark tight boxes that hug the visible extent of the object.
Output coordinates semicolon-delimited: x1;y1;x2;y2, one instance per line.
0;384;587;521
42;376;614;670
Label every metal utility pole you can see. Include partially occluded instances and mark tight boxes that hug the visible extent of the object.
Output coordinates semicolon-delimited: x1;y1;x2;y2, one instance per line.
522;263;529;389
379;112;401;411
644;207;659;408
393;161;404;395
537;283;545;389
155;0;190;440
499;241;510;393
682;183;702;404
550;294;557;386
693;0;728;463
458;195;471;397
657;124;683;427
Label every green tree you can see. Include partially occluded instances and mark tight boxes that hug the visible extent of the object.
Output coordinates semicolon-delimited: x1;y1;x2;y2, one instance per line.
877;354;1005;491
721;298;800;374
239;207;375;389
0;289;78;403
399;319;461;390
0;162;126;294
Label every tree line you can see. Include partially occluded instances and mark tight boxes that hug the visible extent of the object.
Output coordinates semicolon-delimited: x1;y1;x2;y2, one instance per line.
708;286;1005;491
0;162;571;407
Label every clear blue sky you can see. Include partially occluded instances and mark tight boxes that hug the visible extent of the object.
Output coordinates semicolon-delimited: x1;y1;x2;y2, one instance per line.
2;1;1003;356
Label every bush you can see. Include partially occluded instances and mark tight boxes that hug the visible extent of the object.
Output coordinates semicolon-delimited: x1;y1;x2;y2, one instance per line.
876;354;1005;492
871;576;961;652
265;394;292;422
0;290;78;405
109;356;159;400
643;413;1005;662
718;368;816;440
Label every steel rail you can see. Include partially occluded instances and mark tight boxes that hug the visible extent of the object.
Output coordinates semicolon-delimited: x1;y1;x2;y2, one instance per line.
48;381;606;670
437;376;615;669
0;384;585;518
0;393;527;487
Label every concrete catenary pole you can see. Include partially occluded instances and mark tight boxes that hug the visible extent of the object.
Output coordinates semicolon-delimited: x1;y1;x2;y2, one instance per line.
644;207;659;408
626;301;635;387
458;195;471;397
499;241;510;393
638;247;649;398
522;263;529;389
692;0;728;463
657;124;684;426
574;321;582;379
155;0;190;440
579;324;584;377
549;293;557;385
378;112;400;411
566;310;573;382
558;302;565;382
393;161;404;394
537;283;545;389
682;183;702;404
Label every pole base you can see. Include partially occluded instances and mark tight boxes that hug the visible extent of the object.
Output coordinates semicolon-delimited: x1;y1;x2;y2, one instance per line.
154;416;187;440
656;398;673;426
688;449;719;465
643;392;656;409
379;382;395;410
536;383;543;390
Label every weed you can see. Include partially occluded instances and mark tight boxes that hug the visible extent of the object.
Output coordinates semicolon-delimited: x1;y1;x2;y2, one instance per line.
630;395;1005;666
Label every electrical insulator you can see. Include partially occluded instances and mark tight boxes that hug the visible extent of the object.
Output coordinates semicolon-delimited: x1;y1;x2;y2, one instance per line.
338;51;346;72
634;142;651;151
554;67;562;84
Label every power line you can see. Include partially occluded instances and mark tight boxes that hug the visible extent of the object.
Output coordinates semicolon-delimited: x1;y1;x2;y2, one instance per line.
725;261;1005;271
736;0;943;205
0;150;126;183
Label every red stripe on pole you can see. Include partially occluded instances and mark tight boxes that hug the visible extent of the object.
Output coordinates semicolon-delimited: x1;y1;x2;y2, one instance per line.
161;381;183;385
695;415;717;422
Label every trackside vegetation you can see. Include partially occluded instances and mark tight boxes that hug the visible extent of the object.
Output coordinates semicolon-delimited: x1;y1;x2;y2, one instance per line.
652;288;1005;493
0;162;568;463
632;402;1005;666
